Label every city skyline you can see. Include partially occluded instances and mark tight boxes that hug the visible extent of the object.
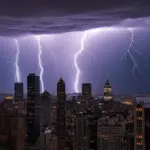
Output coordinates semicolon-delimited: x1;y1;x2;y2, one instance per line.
0;1;150;95
0;1;150;150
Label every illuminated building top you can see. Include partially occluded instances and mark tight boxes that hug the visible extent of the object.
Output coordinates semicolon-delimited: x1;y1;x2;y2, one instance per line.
104;79;112;101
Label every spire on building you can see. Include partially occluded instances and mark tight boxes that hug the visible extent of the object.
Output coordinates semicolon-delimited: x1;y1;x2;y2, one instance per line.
57;77;65;84
105;79;110;86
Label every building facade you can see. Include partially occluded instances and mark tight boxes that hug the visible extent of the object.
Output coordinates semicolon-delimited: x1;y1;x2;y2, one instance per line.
56;78;66;150
73;115;87;150
27;73;40;145
14;82;24;102
41;91;52;127
134;101;145;150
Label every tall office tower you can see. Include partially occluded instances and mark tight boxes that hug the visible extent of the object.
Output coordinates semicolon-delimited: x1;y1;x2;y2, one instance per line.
27;73;40;145
41;90;52;127
134;101;145;150
82;83;92;105
56;77;66;150
14;82;24;102
104;80;112;101
82;83;92;97
144;104;150;150
14;83;24;110
73;115;87;150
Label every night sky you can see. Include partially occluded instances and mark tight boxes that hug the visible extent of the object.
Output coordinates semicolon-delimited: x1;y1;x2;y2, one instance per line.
0;0;150;95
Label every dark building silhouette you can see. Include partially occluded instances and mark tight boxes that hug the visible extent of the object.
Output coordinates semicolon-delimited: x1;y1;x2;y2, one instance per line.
41;90;52;127
27;73;40;145
56;77;66;150
14;83;24;103
82;83;92;97
82;83;92;106
104;80;112;101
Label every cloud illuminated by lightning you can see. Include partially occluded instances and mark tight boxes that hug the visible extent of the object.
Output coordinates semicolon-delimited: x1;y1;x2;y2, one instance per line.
14;39;21;82
41;40;57;62
36;36;44;93
74;31;88;93
121;28;142;76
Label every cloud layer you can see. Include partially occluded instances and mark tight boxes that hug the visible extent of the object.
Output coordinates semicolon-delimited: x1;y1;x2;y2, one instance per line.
0;0;150;36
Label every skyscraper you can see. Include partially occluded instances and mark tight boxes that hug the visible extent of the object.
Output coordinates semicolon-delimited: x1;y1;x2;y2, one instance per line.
56;77;66;150
41;90;52;127
27;73;40;145
104;80;112;101
82;83;92;105
82;83;92;98
14;82;24;103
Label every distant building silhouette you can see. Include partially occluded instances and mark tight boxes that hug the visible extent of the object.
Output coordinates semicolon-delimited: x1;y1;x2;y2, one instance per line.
82;83;92;106
56;77;66;150
82;83;92;98
27;73;40;145
14;82;25;110
104;80;112;101
14;82;24;103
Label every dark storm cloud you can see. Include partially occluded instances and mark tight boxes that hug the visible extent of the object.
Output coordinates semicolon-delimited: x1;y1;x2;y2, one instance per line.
0;0;150;36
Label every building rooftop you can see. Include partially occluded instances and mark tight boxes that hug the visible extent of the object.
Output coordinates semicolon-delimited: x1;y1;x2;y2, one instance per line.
105;80;110;86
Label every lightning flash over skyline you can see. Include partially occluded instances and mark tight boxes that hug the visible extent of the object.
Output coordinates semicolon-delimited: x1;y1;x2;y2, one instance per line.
121;28;142;76
74;31;88;93
36;36;44;93
14;39;21;82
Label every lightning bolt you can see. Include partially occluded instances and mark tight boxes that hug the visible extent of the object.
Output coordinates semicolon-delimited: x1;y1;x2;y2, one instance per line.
121;28;142;76
14;39;21;82
74;31;88;93
36;36;44;93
